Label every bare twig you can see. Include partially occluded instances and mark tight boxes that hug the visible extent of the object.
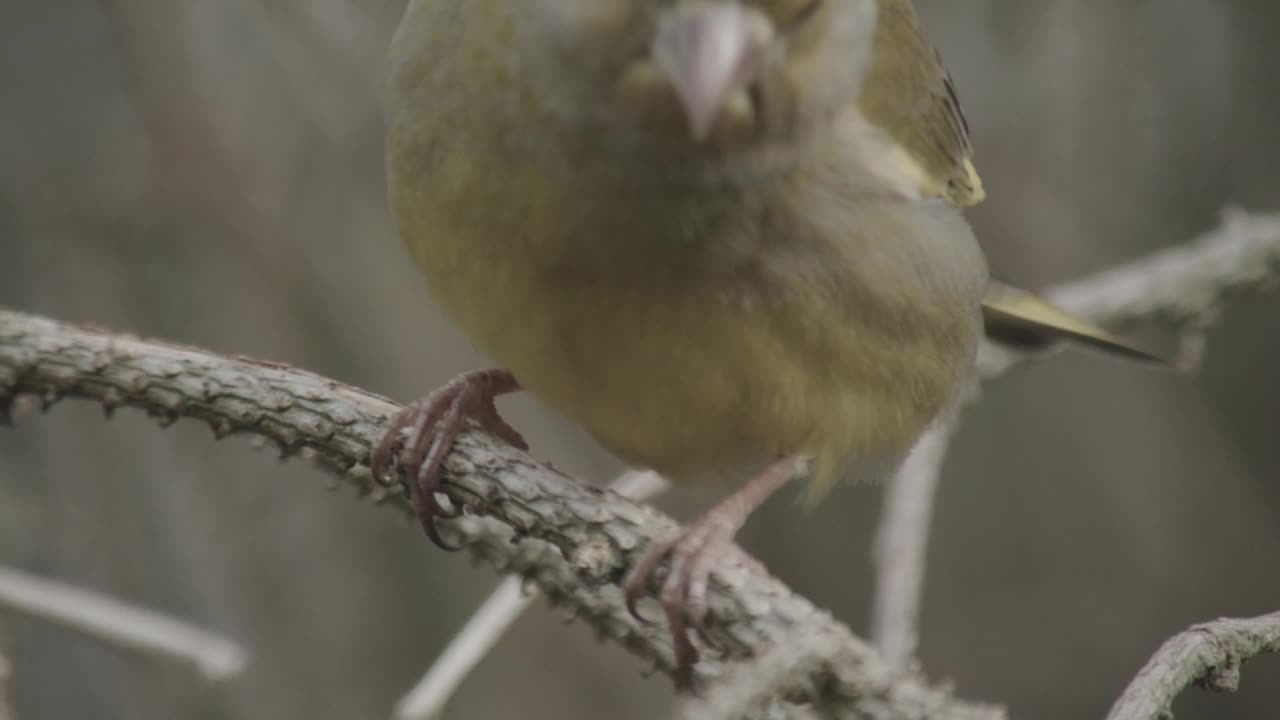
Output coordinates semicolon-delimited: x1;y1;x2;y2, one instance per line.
869;208;1280;676
1106;612;1280;720
394;470;670;720
980;207;1280;378
394;577;531;720
0;308;1000;720
869;417;960;670
0;652;13;720
0;566;246;682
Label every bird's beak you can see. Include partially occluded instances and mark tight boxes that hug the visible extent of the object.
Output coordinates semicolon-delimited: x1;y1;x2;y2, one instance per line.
652;2;774;142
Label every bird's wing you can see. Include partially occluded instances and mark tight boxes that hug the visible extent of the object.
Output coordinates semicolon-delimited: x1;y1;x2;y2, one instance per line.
857;0;984;207
858;2;1162;362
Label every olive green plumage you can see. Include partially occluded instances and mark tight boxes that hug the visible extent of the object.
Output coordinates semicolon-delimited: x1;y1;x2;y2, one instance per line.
860;0;984;206
385;0;1150;498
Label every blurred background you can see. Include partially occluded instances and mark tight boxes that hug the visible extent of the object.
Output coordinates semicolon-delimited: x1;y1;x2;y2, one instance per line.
1;1;1278;718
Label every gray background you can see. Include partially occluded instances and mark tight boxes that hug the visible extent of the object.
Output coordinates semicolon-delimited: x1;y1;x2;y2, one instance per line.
1;1;1278;718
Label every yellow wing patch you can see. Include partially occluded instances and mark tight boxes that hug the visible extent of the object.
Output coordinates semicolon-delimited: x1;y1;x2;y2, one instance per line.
857;0;985;207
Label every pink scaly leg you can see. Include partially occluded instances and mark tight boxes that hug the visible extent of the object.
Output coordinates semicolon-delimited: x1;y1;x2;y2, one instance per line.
371;368;526;550
623;455;811;677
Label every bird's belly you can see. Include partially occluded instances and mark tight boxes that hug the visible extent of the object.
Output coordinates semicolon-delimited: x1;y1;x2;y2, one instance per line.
393;136;985;491
469;270;978;491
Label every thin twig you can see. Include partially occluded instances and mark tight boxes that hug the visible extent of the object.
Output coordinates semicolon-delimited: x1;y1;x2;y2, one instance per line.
869;416;960;670
981;207;1280;378
0;566;246;682
394;577;531;720
394;470;669;720
0;652;13;720
1106;612;1280;720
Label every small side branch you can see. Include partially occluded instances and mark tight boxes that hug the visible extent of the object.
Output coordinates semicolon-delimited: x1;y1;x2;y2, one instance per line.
0;652;13;720
1107;612;1280;720
870;419;958;670
393;577;532;720
0;566;246;682
393;470;670;720
979;207;1280;377
871;208;1280;673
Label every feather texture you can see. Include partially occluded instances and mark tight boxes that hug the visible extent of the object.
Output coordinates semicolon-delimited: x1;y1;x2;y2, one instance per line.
858;0;985;206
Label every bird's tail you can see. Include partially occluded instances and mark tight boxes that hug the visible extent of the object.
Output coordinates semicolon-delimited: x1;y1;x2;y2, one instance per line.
980;280;1164;363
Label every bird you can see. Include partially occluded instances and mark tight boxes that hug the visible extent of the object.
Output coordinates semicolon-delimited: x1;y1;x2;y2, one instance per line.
375;0;1157;674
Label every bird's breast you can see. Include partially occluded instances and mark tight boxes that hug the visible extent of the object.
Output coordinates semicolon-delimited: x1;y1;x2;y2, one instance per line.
390;112;986;491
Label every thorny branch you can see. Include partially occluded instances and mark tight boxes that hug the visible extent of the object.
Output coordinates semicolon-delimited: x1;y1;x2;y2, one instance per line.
0;209;1278;719
0;308;1000;720
394;470;670;720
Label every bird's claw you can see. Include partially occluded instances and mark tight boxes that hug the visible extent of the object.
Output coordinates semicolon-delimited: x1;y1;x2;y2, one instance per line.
370;369;524;551
622;516;739;679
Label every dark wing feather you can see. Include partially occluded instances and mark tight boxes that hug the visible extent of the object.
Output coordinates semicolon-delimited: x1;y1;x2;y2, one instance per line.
857;0;985;206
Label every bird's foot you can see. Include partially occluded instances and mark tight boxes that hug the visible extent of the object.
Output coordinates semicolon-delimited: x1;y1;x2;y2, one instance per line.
371;368;525;550
622;456;809;680
623;509;743;676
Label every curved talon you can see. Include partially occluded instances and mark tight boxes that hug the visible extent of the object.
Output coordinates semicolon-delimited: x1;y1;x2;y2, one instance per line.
476;405;528;451
370;369;524;552
622;527;719;671
660;544;701;669
618;456;805;677
683;534;724;630
422;499;462;551
623;535;679;624
406;479;463;551
417;424;465;550
370;420;407;486
625;595;650;625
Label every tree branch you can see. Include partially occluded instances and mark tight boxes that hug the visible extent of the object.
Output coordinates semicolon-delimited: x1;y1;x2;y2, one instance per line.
3;208;1277;719
0;308;1000;720
393;470;670;720
870;208;1280;675
979;207;1280;377
870;418;959;670
0;566;245;682
1106;612;1280;720
0;652;13;720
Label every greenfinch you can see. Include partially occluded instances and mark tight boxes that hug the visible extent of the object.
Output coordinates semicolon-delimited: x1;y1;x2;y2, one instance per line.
375;0;1153;671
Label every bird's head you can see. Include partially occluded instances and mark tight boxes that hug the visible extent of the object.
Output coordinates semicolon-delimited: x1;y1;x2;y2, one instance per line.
515;0;878;154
